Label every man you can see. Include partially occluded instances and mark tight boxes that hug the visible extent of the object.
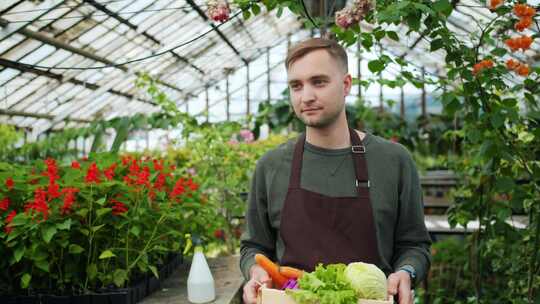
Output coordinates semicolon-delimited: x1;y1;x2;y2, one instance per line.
240;38;431;304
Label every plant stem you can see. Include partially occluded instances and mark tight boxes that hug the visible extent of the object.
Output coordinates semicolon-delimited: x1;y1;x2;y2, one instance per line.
528;201;540;302
128;214;166;272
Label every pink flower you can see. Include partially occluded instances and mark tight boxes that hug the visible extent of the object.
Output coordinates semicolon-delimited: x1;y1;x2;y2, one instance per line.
335;8;355;28
239;129;254;143
335;0;373;29
207;0;230;22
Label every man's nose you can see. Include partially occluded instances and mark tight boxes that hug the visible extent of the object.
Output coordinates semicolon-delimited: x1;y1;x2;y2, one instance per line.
300;85;316;103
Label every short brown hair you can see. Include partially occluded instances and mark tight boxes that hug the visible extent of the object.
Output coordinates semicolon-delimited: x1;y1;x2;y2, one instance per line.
285;38;348;72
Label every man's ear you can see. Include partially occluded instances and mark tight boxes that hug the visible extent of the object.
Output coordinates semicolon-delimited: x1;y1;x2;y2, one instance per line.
343;73;352;96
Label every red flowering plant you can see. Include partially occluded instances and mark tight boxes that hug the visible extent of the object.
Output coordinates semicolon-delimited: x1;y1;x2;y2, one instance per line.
0;153;214;295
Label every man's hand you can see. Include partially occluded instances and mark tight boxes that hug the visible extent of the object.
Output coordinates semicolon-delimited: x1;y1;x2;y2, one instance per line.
242;264;273;304
387;270;413;304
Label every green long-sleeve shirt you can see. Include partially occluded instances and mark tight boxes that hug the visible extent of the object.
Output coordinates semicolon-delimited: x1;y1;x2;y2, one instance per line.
240;132;431;284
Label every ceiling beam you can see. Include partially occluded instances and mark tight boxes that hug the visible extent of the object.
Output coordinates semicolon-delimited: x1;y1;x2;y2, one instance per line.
0;57;155;105
0;109;92;123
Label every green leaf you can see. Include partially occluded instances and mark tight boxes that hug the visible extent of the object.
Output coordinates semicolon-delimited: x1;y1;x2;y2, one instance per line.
87;264;98;280
10;213;28;227
501;98;517;107
96;208;111;219
433;0;452;16
491;47;507;57
252;3;261;15
242;9;251;19
21;273;31;289
386;31;399;42
495;177;515;192
56;219;72;230
14;246;25;263
96;197;106;206
490;112;505;129
430;39;444;52
6;229;24;242
42;226;57;244
368;60;385;73
35;259;49;272
374;30;385;41
276;6;283;17
149;265;159;278
76;208;89;218
99;250;116;259
91;224;105;233
130;226;141;237
518;131;534;143
113;269;128;287
69;244;85;254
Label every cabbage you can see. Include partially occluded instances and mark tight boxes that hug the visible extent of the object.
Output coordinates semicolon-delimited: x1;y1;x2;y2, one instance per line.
343;262;387;300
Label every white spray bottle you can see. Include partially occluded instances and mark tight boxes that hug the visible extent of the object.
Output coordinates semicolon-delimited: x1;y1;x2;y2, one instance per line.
187;243;216;303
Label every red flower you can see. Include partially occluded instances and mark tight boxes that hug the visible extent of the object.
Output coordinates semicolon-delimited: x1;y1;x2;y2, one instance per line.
148;190;156;201
25;188;49;219
4;210;16;234
43;158;59;182
85;162;101;184
60;188;79;214
129;160;140;175
0;197;9;211
123;175;133;185
111;199;128;215
5;178;14;190
135;166;151;186
71;161;81;169
104;163;117;181
121;155;132;166
170;179;186;199
186;178;199;191
153;159;164;171
153;173;167;191
47;181;61;200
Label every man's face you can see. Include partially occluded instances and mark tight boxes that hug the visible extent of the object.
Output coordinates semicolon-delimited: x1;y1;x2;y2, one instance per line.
287;49;351;129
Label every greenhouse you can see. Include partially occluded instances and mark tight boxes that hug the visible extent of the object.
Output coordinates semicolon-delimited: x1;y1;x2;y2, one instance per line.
0;0;538;303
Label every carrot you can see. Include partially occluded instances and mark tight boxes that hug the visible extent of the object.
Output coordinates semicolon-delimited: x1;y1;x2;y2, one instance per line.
279;266;304;279
254;254;288;287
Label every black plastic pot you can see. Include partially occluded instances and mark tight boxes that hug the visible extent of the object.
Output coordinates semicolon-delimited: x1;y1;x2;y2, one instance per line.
2;252;182;304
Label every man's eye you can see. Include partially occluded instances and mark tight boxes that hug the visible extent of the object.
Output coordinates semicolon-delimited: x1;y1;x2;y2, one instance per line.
313;80;326;86
291;84;301;90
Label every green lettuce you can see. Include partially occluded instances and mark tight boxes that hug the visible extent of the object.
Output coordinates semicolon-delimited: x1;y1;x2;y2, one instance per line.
285;264;357;304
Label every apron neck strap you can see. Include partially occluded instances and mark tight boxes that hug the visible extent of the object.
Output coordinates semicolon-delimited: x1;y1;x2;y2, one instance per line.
289;128;369;189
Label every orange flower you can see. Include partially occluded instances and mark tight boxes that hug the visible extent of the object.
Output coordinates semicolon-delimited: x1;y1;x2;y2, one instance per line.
514;17;532;31
513;3;536;18
519;36;533;50
488;0;503;10
506;58;520;70
516;64;529;76
473;59;494;75
506;36;534;52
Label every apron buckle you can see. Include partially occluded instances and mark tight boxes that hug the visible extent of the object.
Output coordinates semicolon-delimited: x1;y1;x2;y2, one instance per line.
356;180;370;188
351;145;366;153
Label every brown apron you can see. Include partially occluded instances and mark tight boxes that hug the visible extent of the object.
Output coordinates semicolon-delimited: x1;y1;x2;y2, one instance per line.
279;128;380;272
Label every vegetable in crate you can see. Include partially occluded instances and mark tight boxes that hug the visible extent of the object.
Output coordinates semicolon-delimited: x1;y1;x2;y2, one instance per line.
285;262;388;304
